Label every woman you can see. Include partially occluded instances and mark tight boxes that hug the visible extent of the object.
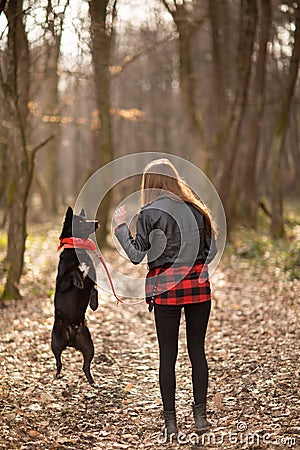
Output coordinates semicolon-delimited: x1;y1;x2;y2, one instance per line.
113;159;217;436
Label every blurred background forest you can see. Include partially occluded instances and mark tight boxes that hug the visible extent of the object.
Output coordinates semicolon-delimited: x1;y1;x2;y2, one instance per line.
0;0;299;300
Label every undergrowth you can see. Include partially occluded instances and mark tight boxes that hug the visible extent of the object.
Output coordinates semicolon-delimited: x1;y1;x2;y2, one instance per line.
226;203;300;279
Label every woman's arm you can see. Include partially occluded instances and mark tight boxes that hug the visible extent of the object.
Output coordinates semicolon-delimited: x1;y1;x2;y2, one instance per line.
114;210;151;264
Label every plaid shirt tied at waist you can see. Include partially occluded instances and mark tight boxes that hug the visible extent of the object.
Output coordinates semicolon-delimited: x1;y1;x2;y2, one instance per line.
145;262;211;307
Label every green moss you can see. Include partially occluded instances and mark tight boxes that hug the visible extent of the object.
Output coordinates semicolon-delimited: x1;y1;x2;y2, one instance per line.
0;231;7;251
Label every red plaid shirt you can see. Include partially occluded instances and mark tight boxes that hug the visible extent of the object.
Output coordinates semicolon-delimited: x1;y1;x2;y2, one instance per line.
145;262;211;306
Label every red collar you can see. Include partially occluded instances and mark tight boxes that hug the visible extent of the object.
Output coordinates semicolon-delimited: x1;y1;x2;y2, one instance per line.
57;237;97;252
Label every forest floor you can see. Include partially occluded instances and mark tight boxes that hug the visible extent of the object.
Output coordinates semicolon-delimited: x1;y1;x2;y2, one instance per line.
0;218;299;450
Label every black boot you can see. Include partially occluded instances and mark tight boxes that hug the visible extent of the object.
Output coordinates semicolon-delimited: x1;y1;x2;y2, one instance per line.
162;410;178;436
192;402;212;433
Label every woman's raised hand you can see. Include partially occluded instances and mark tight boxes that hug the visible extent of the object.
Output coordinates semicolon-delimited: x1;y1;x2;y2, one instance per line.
113;205;127;226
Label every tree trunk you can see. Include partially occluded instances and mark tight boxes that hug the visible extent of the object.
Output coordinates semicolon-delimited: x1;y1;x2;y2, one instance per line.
208;0;226;125
89;0;114;247
241;0;271;227
45;41;60;215
270;5;300;238
42;0;66;215
2;0;30;299
218;0;232;90
177;20;207;168
217;0;257;226
161;1;208;170
4;128;29;299
0;117;8;219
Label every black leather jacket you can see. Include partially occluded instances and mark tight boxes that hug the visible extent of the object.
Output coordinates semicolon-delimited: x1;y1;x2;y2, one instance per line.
114;196;217;269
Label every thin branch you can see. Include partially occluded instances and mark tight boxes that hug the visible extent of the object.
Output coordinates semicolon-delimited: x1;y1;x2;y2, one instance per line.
59;0;70;35
0;6;32;41
24;134;55;211
111;35;175;79
30;135;54;161
59;35;176;80
110;0;118;34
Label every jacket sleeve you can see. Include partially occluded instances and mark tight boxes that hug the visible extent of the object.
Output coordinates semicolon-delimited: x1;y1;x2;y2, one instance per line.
114;210;151;265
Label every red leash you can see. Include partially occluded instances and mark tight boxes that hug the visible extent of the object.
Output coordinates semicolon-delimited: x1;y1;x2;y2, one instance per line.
92;250;144;306
58;238;144;306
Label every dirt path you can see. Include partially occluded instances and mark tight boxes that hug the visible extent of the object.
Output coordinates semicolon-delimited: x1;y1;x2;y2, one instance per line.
0;234;299;449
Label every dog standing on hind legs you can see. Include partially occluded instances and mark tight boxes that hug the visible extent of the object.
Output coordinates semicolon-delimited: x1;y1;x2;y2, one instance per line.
51;206;99;387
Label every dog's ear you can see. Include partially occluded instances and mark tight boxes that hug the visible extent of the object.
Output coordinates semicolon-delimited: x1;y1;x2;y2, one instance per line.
66;206;73;221
60;206;73;238
64;206;73;228
79;208;86;217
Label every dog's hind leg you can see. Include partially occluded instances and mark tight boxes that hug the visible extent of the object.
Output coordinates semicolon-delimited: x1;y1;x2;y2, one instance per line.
75;326;96;387
89;287;98;311
51;328;66;379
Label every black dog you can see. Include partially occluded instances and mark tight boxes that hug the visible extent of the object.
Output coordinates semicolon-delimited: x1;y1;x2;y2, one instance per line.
51;206;99;386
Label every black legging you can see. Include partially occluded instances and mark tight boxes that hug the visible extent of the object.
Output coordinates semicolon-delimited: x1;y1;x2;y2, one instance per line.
154;301;211;411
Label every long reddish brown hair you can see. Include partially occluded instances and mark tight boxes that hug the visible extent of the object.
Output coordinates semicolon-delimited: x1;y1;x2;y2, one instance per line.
141;159;216;236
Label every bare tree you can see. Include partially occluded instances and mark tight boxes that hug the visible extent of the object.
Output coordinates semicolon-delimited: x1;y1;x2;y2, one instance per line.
30;1;68;215
161;0;208;169
0;0;53;299
270;2;300;238
207;0;227;127
0;101;8;220
216;0;257;226
43;0;68;214
0;0;31;299
89;0;116;246
241;0;272;227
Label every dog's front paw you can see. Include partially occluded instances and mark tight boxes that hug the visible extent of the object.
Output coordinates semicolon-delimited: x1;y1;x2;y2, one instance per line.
73;272;84;290
89;289;98;311
59;279;72;292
